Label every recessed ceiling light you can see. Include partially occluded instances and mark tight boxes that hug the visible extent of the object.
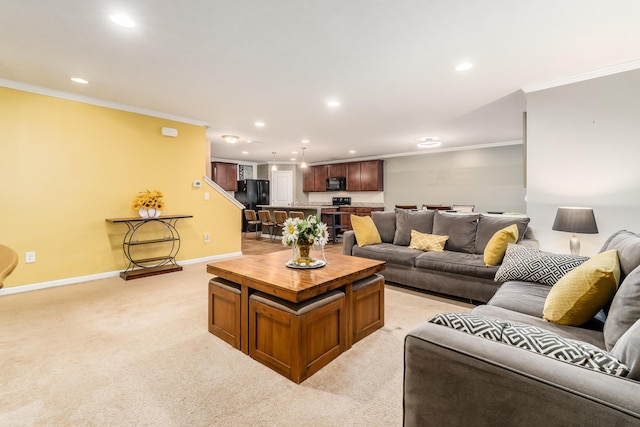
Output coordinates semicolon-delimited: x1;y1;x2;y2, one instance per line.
417;137;442;148
242;151;249;154
455;62;473;71
292;151;298;154
327;100;340;108
70;77;89;84
110;14;136;28
290;157;296;161
301;139;310;143
255;121;265;127
349;150;356;154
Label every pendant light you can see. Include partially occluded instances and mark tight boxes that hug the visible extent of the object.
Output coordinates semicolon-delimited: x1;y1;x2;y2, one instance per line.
271;152;278;171
300;147;307;169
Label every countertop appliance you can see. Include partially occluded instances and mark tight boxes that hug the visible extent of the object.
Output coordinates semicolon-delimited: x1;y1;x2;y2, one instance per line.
326;176;346;191
332;196;352;206
236;179;270;230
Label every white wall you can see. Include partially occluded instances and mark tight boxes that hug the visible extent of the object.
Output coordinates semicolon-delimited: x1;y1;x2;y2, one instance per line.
526;68;640;256
384;144;526;213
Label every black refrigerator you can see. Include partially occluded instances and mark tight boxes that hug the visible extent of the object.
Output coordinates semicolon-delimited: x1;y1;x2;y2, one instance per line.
235;179;270;230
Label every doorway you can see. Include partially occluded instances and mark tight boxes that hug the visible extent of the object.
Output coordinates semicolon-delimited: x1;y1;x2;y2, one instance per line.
271;171;293;206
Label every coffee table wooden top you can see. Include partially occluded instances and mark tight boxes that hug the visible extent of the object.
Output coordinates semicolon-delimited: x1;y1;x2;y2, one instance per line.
207;250;385;303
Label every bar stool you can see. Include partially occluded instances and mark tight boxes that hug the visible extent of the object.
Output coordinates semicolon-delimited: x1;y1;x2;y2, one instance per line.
249;289;346;383
274;210;288;240
208;278;242;350
289;211;305;220
243;209;261;239
257;210;277;240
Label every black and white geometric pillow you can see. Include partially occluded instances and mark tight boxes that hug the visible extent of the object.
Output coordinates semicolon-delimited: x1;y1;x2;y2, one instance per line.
494;244;589;285
429;312;629;377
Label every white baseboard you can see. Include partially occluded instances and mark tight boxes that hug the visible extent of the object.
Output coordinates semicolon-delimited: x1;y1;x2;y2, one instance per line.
0;252;244;296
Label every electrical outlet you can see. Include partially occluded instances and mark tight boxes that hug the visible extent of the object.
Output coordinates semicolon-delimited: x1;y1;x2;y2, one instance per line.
25;251;36;263
204;233;210;243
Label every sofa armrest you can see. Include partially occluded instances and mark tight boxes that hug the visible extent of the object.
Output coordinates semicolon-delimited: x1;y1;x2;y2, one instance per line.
404;322;640;427
342;230;356;255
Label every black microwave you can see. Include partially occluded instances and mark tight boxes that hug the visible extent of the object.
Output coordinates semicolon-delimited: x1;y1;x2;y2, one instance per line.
326;177;346;191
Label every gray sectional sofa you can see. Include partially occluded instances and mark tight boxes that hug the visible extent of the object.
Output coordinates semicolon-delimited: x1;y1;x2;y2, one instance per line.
404;230;640;426
343;209;534;303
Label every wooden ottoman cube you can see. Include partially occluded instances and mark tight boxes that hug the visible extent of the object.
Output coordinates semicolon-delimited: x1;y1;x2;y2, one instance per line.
249;289;346;383
208;277;242;350
352;273;385;344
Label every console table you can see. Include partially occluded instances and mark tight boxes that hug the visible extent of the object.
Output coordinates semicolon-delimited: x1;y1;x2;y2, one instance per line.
106;214;193;280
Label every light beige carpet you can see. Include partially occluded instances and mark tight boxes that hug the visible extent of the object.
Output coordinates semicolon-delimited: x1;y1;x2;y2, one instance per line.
0;263;472;426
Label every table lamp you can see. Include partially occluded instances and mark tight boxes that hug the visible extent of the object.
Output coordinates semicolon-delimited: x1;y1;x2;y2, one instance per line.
552;207;598;255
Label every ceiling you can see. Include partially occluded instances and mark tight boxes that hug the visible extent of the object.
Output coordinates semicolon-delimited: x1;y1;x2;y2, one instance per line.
2;1;640;164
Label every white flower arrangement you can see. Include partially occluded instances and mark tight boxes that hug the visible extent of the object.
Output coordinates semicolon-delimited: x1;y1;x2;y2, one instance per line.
281;215;329;265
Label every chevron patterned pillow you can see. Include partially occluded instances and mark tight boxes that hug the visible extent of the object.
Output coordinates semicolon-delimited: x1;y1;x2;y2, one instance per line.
494;244;588;285
430;312;630;377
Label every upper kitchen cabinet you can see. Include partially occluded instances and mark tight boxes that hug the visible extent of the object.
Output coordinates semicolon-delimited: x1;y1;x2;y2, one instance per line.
346;160;384;191
327;163;346;178
303;165;328;192
211;161;238;191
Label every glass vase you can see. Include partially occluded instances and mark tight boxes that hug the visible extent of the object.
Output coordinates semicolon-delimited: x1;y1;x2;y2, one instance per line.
294;242;315;266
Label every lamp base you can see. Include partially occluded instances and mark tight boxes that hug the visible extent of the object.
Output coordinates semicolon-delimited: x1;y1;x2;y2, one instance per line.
570;235;580;255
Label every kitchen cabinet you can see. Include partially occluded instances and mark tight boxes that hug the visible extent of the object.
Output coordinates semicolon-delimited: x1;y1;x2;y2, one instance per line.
339;206;384;230
211;162;238;191
303;160;383;192
303;165;328;192
328;163;346;178
346;160;384;192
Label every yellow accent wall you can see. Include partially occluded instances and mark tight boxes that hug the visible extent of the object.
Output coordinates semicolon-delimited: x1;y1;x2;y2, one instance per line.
0;87;241;288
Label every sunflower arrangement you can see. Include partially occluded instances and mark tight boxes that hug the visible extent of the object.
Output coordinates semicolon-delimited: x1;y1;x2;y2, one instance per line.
132;190;165;211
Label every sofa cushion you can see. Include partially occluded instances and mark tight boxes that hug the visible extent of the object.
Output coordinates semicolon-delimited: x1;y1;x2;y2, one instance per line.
352;242;422;267
599;230;640;280
429;312;629;377
487;281;550;318
414;251;498;280
371;211;396;243
543;250;620;326
473;305;606;348
484;224;519;266
494;244;588;286
432;211;479;254
392;209;435;246
475;214;530;254
408;230;448;252
604;265;640;351
611;319;640;381
351;215;382;247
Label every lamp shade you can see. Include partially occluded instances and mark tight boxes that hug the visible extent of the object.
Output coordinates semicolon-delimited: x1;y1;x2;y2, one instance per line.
552;207;598;234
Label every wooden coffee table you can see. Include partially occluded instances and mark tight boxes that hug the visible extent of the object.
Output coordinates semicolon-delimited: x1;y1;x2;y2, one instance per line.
206;250;385;354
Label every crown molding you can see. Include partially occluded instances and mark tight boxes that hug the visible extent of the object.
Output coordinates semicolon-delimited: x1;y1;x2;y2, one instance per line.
0;78;207;127
522;59;640;93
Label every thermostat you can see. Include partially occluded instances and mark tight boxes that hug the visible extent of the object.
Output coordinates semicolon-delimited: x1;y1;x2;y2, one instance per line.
193;180;202;188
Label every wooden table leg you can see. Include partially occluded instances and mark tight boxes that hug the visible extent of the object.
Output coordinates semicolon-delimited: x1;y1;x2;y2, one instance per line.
241;284;249;354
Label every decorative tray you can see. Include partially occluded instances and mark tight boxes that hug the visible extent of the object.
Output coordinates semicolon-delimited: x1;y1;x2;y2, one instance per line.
285;259;327;269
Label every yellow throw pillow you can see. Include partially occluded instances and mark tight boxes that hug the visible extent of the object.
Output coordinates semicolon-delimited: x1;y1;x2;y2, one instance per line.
408;230;449;252
543;250;620;326
484;224;519;266
350;215;382;247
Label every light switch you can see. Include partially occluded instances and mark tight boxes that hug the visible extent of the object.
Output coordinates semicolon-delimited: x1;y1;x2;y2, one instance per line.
204;192;210;201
